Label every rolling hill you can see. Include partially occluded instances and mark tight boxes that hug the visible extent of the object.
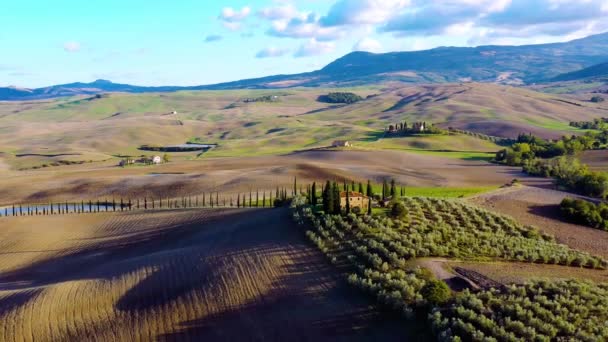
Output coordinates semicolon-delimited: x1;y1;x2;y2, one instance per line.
2;32;608;101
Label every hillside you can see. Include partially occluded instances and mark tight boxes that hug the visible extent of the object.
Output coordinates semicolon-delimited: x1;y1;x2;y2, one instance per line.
1;83;606;174
551;61;608;81
2;32;608;101
0;208;412;340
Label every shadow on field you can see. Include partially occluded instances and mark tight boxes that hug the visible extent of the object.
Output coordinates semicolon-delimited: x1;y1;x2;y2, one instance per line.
0;289;41;313
158;241;414;341
528;204;562;221
0;207;417;340
0;209;252;292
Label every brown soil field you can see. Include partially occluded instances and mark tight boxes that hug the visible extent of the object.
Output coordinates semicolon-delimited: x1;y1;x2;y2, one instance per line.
581;150;608;171
0;150;527;205
469;185;608;259
0;208;410;341
449;261;608;284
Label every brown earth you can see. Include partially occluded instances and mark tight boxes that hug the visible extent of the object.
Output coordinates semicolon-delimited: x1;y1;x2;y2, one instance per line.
0;150;527;206
581;150;608;171
0;208;411;341
450;261;608;284
469;185;608;259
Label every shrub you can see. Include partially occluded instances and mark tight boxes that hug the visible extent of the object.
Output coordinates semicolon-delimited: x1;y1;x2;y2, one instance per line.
421;280;451;305
390;201;408;219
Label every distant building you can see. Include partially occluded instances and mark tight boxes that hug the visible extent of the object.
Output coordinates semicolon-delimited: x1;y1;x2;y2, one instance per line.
152;156;162;164
170;111;177;115
412;122;425;132
340;191;369;211
332;140;352;147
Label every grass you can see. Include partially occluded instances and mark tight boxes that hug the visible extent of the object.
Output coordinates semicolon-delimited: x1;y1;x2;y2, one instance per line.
360;183;499;198
401;186;498;198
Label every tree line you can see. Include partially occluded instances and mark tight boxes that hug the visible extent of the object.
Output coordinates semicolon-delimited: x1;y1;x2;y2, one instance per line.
496;132;608;166
317;92;363;104
523;156;608;198
0;187;295;217
560;197;608;230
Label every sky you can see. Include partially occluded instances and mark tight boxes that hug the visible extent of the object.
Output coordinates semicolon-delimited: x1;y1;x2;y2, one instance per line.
2;0;608;88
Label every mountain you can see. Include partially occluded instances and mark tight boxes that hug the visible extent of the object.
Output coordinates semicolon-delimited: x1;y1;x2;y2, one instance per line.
2;32;608;101
551;61;608;82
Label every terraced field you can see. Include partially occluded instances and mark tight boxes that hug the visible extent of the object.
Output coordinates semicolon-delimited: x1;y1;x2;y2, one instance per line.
0;208;409;341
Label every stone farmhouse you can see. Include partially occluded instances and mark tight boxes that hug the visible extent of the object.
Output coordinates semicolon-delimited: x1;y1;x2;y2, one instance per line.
339;191;369;211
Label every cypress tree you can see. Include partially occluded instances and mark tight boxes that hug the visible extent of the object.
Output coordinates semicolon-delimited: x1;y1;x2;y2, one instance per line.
390;179;396;198
203;192;206;206
216;192;219;207
249;191;252;207
368;197;372;215
345;190;350;214
323;181;334;214
367;180;373;197
382;179;388;199
263;192;266;207
256;190;259;207
332;182;341;214
237;194;241;208
210;192;213;208
343;179;347;191
358;182;363;194
351;181;355;191
293;177;297;196
311;182;317;206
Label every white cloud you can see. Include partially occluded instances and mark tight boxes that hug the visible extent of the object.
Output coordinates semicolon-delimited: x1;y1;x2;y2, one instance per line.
353;38;383;52
256;47;290;58
320;0;410;26
63;41;81;52
219;6;251;22
268;13;345;41
257;4;299;20
295;39;335;57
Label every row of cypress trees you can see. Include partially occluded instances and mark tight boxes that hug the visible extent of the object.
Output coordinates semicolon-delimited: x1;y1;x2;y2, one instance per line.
0;187;294;217
2;177;403;217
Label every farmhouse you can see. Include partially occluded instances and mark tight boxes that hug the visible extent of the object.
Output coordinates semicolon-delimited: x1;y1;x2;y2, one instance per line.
412;122;425;132
340;191;369;211
332;140;352;147
152;156;162;164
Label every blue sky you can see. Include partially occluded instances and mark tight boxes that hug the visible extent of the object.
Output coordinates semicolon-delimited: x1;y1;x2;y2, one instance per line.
2;0;607;88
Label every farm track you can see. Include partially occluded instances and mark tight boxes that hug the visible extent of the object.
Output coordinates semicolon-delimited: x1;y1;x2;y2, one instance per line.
0;208;408;341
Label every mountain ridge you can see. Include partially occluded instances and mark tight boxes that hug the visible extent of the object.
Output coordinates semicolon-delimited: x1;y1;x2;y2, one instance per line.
2;32;608;101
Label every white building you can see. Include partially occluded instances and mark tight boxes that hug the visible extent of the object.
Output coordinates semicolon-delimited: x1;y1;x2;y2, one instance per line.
152;156;162;164
332;140;352;147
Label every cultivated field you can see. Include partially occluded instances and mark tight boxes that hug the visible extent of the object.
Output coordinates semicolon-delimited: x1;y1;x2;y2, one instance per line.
1;82;606;172
0;150;527;206
469;185;608;258
0;208;410;341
